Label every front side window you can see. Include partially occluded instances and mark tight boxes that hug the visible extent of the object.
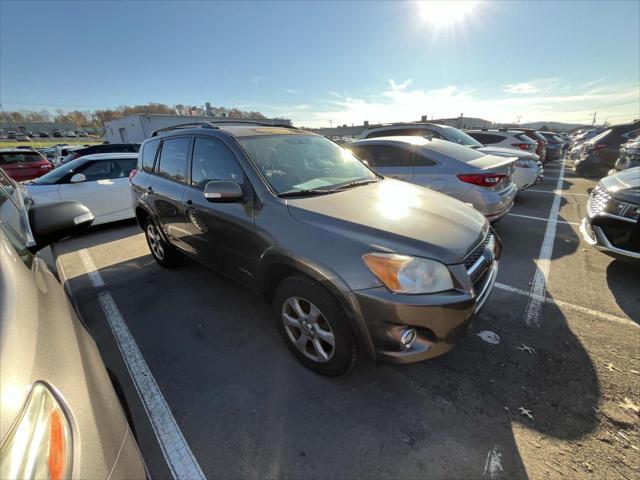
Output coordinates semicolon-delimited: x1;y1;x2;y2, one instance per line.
191;137;244;190
78;161;112;181
157;137;190;182
238;134;376;194
140;139;160;172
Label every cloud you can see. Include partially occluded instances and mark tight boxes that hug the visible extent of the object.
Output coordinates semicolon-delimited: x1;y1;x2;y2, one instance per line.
285;88;299;94
503;83;538;94
277;78;639;127
252;75;264;85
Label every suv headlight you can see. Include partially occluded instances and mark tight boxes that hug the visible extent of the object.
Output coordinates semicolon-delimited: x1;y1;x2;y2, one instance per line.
0;383;72;480
608;199;640;221
363;253;454;294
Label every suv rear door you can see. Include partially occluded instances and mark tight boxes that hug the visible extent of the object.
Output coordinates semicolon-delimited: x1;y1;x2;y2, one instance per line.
146;136;191;246
181;136;257;282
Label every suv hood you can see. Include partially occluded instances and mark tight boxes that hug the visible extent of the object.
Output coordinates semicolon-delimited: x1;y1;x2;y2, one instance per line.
477;145;539;161
286;179;488;265
602;167;640;205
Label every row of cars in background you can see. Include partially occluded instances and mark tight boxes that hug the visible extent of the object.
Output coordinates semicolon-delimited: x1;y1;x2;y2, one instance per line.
1;129;93;140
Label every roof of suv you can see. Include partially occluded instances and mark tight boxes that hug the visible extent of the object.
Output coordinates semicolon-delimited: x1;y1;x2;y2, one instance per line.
150;122;310;139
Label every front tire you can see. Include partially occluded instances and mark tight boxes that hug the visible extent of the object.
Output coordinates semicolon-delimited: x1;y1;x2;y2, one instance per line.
273;275;356;376
144;219;179;268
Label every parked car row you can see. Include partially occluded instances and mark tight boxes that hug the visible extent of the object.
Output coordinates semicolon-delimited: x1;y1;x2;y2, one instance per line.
1;129;93;139
573;121;640;177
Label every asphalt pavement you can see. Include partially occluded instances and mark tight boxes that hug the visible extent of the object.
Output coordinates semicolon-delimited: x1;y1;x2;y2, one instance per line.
52;158;640;480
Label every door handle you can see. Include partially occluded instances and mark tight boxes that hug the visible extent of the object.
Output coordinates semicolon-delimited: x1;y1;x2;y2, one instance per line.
146;186;154;194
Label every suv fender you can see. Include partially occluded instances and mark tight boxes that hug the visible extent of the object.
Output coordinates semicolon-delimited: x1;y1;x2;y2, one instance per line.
257;247;376;361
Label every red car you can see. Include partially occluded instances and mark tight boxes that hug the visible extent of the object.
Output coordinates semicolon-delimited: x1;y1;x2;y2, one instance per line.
0;149;53;182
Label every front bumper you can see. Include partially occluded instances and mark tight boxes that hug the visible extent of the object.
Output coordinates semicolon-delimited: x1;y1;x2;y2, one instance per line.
350;234;501;365
580;217;640;260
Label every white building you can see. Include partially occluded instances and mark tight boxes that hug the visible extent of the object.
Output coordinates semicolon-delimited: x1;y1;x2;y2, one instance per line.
104;114;291;144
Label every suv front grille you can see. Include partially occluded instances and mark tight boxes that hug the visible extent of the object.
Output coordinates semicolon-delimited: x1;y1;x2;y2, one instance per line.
464;231;494;270
587;184;611;216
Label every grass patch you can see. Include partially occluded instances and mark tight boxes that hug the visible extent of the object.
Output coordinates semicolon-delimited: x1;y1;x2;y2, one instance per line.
0;140;103;148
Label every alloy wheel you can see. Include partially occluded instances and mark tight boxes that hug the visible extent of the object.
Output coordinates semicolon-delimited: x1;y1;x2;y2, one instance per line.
281;296;335;363
146;223;165;261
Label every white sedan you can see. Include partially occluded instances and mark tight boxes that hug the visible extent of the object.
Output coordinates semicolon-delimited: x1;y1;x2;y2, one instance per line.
25;153;138;225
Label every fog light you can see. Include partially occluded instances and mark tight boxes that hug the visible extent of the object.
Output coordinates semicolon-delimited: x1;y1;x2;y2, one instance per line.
400;328;416;348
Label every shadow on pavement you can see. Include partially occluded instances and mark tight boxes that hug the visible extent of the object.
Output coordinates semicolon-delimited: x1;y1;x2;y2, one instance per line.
606;260;640;324
57;217;601;480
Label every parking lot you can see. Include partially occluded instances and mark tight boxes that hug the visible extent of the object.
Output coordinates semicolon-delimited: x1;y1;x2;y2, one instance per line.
50;157;639;480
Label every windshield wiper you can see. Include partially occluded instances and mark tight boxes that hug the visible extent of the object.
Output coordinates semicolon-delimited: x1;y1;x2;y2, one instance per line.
278;188;334;198
329;178;380;191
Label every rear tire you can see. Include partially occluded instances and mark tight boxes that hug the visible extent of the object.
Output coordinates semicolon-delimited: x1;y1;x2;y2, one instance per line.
143;219;179;268
273;275;356;376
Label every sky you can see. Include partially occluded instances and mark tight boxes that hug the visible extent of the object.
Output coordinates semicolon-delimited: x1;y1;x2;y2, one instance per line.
0;0;638;127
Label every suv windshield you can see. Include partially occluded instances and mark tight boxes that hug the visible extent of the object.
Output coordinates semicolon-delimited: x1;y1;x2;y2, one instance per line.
238;134;377;195
442;127;483;148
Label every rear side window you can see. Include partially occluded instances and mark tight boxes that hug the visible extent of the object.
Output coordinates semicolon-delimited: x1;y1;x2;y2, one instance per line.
156;137;190;182
359;145;413;168
78;161;112;181
515;134;536;143
190;137;244;190
140;139;160;172
467;132;504;144
0;152;43;164
414;151;437;167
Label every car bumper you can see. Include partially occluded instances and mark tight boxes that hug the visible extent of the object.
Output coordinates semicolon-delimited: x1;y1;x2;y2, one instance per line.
580;216;640;260
351;262;498;364
464;184;517;222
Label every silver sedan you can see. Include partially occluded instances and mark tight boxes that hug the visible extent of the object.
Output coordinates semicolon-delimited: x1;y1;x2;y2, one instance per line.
350;136;517;222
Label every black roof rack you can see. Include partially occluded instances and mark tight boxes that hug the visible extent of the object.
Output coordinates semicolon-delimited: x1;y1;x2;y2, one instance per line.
151;122;219;137
210;120;298;129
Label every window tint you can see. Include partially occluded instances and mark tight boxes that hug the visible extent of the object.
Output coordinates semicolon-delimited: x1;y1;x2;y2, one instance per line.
157;137;190;182
467;132;503;144
190;137;244;190
141;139;160;172
0;152;44;164
113;158;138;178
414;151;438;167
361;145;414;167
78;160;112;181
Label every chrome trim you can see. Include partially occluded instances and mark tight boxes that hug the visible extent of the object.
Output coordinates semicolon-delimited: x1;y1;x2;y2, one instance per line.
474;262;498;314
467;254;485;276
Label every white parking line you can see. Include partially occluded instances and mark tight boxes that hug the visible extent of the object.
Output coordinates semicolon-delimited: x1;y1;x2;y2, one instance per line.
494;282;637;328
523;158;566;326
507;213;579;226
524;189;589;196
77;250;205;480
78;249;105;287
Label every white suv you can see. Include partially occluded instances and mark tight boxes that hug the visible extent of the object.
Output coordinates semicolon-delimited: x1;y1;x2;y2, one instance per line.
464;129;538;153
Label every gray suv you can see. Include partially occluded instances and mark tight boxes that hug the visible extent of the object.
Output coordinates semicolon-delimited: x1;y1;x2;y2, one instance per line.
130;122;501;376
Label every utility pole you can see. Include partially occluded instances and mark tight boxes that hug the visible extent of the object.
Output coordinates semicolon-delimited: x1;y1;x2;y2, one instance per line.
592;112;597;125
516;115;522;125
329;119;333;129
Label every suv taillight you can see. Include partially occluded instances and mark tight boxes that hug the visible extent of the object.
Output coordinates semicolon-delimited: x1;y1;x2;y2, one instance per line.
457;173;507;187
511;143;533;151
129;169;137;181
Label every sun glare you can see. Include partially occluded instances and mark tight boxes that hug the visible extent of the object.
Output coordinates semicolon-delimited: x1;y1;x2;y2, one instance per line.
417;1;480;28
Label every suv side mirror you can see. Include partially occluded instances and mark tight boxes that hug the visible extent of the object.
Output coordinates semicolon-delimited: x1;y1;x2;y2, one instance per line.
70;173;86;183
203;180;243;203
27;201;94;253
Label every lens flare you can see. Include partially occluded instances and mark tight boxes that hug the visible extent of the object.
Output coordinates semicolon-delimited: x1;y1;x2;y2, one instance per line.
417;1;480;28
